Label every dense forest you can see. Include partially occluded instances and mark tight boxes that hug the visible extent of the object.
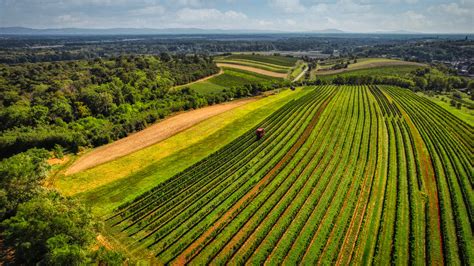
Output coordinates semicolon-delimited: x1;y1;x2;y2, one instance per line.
0;54;286;158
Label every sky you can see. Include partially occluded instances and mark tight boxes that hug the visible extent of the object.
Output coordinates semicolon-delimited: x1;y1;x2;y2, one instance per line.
0;0;473;33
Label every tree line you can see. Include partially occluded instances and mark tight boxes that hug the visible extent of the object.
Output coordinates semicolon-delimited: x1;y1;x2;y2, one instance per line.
0;54;219;158
0;54;288;158
305;66;474;94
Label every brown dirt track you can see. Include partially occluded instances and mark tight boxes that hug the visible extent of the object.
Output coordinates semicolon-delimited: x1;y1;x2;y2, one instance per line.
216;63;288;78
65;98;257;175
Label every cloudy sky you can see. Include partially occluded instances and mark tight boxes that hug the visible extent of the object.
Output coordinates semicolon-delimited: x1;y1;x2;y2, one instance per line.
0;0;473;33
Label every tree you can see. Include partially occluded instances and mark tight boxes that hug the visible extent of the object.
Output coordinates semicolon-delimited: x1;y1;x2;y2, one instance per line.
93;247;126;266
53;144;64;159
0;148;50;219
1;192;94;264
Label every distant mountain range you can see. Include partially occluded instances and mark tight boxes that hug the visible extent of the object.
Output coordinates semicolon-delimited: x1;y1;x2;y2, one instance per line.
0;27;352;35
0;27;288;35
0;27;461;35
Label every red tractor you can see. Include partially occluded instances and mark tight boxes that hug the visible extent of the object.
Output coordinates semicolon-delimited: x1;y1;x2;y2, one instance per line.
256;128;265;140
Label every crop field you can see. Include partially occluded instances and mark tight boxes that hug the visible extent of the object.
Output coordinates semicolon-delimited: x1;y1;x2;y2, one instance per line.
218;54;298;67
312;58;424;77
187;67;281;94
65;88;309;217
106;85;472;264
215;54;299;74
312;65;422;80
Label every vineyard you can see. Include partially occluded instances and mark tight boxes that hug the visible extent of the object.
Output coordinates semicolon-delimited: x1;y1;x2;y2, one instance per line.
106;85;473;264
215;54;298;74
187;67;282;94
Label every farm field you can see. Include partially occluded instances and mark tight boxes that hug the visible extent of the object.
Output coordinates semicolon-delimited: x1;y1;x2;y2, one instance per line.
215;54;301;78
105;85;473;264
216;54;298;68
314;58;424;76
58;88;309;216
185;67;282;94
312;65;422;81
418;92;474;127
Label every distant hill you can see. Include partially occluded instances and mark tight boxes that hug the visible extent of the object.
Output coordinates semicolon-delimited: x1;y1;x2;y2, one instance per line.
310;28;346;34
0;27;284;35
375;30;421;34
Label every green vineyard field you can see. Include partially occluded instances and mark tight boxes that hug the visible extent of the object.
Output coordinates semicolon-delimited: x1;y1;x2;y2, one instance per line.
107;85;473;265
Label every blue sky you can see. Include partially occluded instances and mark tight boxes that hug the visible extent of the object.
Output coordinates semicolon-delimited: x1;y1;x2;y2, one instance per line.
0;0;472;33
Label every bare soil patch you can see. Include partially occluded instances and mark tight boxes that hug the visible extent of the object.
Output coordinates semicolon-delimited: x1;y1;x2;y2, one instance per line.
66;98;257;175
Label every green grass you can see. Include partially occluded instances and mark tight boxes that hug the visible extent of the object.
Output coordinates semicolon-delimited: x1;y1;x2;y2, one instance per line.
215;60;290;73
290;61;306;80
418;93;474;127
188;67;282;94
60;88;310;216
222;54;298;67
315;65;421;80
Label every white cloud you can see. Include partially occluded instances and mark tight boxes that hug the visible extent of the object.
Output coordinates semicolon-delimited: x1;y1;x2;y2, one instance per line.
175;8;248;28
268;0;305;13
429;3;471;16
1;0;472;33
129;5;165;16
174;0;202;7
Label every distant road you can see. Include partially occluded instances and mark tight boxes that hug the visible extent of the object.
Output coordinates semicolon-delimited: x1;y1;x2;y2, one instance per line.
293;66;308;82
66;98;257;175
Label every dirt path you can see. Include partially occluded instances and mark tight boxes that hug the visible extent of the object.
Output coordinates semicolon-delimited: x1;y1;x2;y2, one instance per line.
315;61;424;76
173;69;223;89
293;66;308;82
96;234;113;250
216;63;288;78
65;98;257;175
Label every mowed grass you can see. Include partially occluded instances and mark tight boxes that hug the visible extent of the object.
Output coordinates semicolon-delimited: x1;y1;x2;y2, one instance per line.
313;58;423;77
214;60;289;73
315;65;421;80
59;88;310;216
348;58;415;69
188;67;282;94
221;54;298;67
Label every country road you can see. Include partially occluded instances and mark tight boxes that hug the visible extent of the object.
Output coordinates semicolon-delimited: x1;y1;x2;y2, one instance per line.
292;65;308;82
